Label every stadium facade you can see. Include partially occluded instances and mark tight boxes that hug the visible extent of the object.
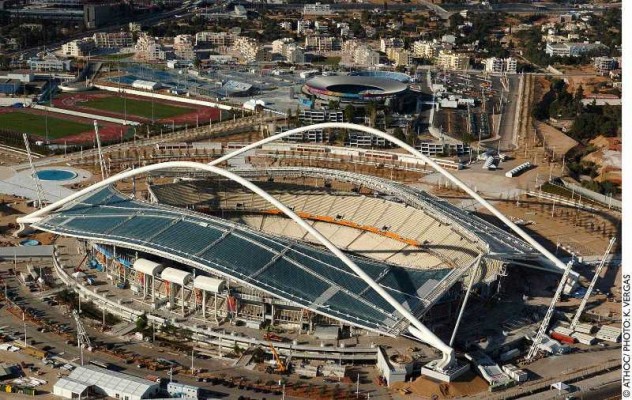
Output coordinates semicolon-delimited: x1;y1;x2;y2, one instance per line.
302;73;411;108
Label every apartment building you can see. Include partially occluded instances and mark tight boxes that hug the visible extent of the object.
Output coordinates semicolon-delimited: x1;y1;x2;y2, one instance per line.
412;40;441;59
436;50;470;71
61;38;96;57
27;53;72;72
545;41;608;57
353;46;380;67
304;35;340;52
303;3;333;16
380;37;404;53
387;48;414;67
135;33;167;61
93;32;133;48
594;56;618;74
232;36;260;62
483;57;517;74
173;34;195;60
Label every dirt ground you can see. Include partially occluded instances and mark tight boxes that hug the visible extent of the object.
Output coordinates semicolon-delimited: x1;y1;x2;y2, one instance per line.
534;121;578;158
392;371;489;399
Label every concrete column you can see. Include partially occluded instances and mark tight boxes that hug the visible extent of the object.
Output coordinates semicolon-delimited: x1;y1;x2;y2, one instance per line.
202;291;206;319
181;285;185;316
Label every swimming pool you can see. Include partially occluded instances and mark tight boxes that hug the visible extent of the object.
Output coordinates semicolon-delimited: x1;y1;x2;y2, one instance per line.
35;169;78;181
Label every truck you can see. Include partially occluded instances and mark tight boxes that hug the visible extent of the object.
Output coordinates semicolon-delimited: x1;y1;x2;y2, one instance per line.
146;375;162;383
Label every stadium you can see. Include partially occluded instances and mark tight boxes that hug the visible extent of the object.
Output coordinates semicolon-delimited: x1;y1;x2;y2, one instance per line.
17;123;571;382
302;73;411;108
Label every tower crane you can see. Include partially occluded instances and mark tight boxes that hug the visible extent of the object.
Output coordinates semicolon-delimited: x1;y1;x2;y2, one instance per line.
570;237;616;330
73;309;93;365
526;260;574;360
22;133;45;209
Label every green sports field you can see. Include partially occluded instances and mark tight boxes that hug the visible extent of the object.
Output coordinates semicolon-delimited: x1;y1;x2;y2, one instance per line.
81;96;194;119
0;111;91;139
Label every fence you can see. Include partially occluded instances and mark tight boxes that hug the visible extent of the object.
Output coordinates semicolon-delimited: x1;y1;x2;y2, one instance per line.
560;179;621;211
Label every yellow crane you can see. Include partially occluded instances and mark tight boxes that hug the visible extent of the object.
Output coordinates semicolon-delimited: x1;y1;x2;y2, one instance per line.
266;342;287;374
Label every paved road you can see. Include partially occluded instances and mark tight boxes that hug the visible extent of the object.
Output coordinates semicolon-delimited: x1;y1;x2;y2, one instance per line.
497;74;521;151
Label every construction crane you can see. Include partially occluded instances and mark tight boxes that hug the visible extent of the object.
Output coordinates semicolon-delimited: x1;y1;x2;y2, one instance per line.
94;120;108;180
526;260;574;360
265;342;287;374
22;133;45;209
570;238;616;330
73;309;93;365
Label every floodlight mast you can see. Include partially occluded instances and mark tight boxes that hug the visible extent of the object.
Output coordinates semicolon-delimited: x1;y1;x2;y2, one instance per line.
22;133;45;209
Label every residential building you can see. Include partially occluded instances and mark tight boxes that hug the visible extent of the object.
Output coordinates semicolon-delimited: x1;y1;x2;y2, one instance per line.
280;21;292;31
285;44;305;64
61;38;95;57
380;37;404;53
413;40;440;59
232;36;260;62
363;25;376;38
483;57;517;74
93;32;133;48
173;34;195;60
296;20;311;34
304;35;339;52
545;42;608;57
272;38;295;54
135;33;167;61
594;57;617;74
353;46;380;67
387;48;414;67
129;22;142;33
303;3;333;16
194;32;234;53
436;50;470;71
27;53;72;72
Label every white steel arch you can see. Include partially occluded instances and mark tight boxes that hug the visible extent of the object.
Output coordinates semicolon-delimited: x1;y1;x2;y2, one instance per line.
17;161;456;369
209;122;569;273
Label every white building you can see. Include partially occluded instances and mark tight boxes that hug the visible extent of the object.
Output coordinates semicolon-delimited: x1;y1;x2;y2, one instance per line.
380;37;404;53
53;365;160;400
436;50;470;71
304;35;339;52
303;2;333;15
28;53;72;72
93;32;133;48
61;38;96;57
135;33;167;61
387;48;414;67
173;34;195;60
296;20;311;34
232;36;260;62
484;57;517;74
353;46;380;67
413;40;441;59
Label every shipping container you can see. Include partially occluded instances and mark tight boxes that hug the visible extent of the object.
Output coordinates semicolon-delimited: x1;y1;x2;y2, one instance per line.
550;331;576;345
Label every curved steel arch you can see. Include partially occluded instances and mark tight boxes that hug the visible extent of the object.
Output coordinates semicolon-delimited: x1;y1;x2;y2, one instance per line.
209;122;569;273
17;161;456;369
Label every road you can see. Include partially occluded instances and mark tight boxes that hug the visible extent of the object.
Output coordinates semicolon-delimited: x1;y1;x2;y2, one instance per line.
496;74;520;151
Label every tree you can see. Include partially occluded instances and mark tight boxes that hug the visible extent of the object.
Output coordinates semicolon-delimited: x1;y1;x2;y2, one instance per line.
392;127;406;142
136;313;148;331
344;104;355;123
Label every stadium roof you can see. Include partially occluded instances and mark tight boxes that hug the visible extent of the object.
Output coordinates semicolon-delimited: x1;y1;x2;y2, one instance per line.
32;186;454;335
304;75;408;98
